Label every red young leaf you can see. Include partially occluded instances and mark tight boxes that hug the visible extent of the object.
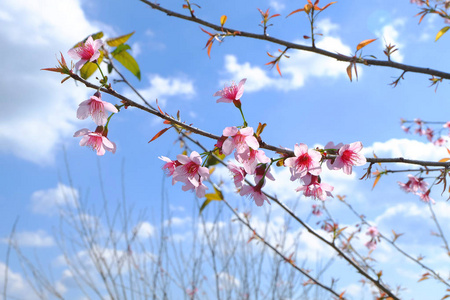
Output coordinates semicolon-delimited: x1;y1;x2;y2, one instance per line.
321;1;337;11
346;63;353;82
372;173;381;190
286;8;304;17
356;38;377;51
149;127;172;143
276;61;282;76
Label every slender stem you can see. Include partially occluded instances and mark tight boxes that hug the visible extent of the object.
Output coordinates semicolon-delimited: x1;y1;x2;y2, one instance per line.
95;61;107;85
238;107;248;128
110;61;157;111
428;201;450;255
308;13;315;48
340;197;450;288
105;113;114;129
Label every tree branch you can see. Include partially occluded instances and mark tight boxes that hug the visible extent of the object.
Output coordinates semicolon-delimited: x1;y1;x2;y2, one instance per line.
68;72;450;170
140;0;450;80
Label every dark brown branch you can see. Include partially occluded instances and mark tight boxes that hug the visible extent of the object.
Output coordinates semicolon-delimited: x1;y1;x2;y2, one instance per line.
140;0;450;80
69;73;450;170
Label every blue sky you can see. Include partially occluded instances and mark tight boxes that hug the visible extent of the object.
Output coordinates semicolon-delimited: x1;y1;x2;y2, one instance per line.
1;0;450;299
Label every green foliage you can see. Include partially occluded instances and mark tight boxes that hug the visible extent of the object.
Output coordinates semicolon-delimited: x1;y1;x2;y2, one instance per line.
80;51;103;80
112;49;141;80
106;31;135;47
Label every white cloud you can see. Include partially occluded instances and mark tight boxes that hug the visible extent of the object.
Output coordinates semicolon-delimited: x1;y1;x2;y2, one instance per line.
417;14;440;41
130;42;142;57
30;183;79;215
2;230;55;247
0;262;40;300
134;221;156;239
374;18;406;62
163;216;191;227
269;0;285;12
375;202;426;225
362;138;448;162
317;18;340;36
221;21;352;92
125;74;195;107
218;272;240;290
169;204;185;212
295;229;336;262
0;0;102;165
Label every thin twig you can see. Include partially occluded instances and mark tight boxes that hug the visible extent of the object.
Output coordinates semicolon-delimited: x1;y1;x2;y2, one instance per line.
140;0;450;80
183;133;399;299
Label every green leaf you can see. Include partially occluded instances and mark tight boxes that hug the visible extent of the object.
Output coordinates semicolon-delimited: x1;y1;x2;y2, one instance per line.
106;31;135;47
435;26;450;41
79;51;103;80
205;149;226;167
200;186;223;214
199;198;213;214
111;44;132;55
112;50;141;80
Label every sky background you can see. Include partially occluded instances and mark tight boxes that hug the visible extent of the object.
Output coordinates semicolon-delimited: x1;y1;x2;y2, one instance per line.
1;0;450;299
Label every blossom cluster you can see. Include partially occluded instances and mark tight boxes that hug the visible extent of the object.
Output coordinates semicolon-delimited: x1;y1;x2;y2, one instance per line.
160;79;367;206
282;141;366;201
160;152;210;197
69;36;118;155
398;174;434;204
401;118;449;147
364;226;380;251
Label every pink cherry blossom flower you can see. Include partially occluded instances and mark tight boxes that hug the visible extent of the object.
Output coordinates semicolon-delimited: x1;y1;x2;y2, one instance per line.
401;125;410;134
214;79;247;103
73;128;116;156
366;226;379;238
68;36;104;70
240;182;270;206
419;190;435;204
324;141;343;171
254;164;275;186
434;137;447;146
365;240;377;251
364;226;380;251
322;222;338;233
228;162;247;189
236;148;270;175
398;175;428;193
425;127;434;142
186;287;198;297
415;127;425;136
331;142;367;175
77;92;119;126
159;156;181;184
222;126;259;156
284;143;322;180
172;151;209;187
295;174;333;201
312;204;322;216
182;178;209;198
214;135;227;154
